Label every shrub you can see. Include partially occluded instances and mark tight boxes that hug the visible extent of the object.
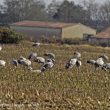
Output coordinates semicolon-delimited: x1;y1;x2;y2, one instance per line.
61;38;87;45
31;36;61;44
0;28;23;43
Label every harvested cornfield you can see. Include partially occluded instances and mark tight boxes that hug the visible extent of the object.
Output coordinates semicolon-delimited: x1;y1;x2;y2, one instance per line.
0;41;110;110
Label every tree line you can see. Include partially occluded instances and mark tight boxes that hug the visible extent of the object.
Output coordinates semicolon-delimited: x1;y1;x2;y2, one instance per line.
0;0;110;32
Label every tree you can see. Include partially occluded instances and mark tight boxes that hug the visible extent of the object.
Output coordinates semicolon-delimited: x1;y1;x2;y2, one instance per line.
50;0;87;23
81;0;100;27
1;0;47;23
46;0;60;21
25;0;47;21
99;0;110;23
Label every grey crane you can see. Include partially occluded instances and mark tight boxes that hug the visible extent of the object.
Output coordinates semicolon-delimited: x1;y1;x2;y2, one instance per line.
0;45;2;51
11;59;18;67
28;52;37;60
32;42;40;47
74;51;81;59
65;58;82;69
87;55;108;69
34;57;45;64
18;57;32;68
44;52;55;59
40;59;54;72
0;60;6;67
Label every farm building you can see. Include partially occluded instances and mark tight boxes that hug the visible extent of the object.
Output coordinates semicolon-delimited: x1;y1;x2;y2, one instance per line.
11;20;96;40
88;27;110;46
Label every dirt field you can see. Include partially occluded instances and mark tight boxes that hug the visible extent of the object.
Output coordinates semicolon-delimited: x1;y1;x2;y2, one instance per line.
0;41;110;110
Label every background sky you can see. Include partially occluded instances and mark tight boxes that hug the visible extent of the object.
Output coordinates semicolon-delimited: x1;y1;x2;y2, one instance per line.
0;0;107;5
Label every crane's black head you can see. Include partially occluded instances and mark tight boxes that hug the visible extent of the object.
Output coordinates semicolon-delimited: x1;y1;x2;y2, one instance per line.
65;63;70;69
41;67;46;72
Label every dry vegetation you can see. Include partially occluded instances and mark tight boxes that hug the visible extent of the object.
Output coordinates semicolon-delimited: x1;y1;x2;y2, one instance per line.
0;41;110;110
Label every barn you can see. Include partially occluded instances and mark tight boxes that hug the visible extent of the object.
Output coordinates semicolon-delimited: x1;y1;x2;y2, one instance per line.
10;20;96;40
88;27;110;46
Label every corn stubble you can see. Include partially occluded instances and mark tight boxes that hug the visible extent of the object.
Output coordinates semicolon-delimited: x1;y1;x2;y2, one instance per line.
0;41;110;110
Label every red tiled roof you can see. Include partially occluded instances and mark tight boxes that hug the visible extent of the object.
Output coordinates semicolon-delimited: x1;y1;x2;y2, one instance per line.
105;27;110;34
12;21;77;29
94;27;110;39
94;32;110;38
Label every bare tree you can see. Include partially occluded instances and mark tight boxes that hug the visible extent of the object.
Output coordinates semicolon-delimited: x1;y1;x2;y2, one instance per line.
1;0;47;23
99;0;110;23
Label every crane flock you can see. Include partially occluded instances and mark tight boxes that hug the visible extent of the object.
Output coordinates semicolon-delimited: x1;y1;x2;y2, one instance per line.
0;43;110;73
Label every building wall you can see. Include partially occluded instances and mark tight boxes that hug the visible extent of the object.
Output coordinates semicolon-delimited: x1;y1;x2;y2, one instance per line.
62;24;96;39
88;37;110;46
11;26;62;40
